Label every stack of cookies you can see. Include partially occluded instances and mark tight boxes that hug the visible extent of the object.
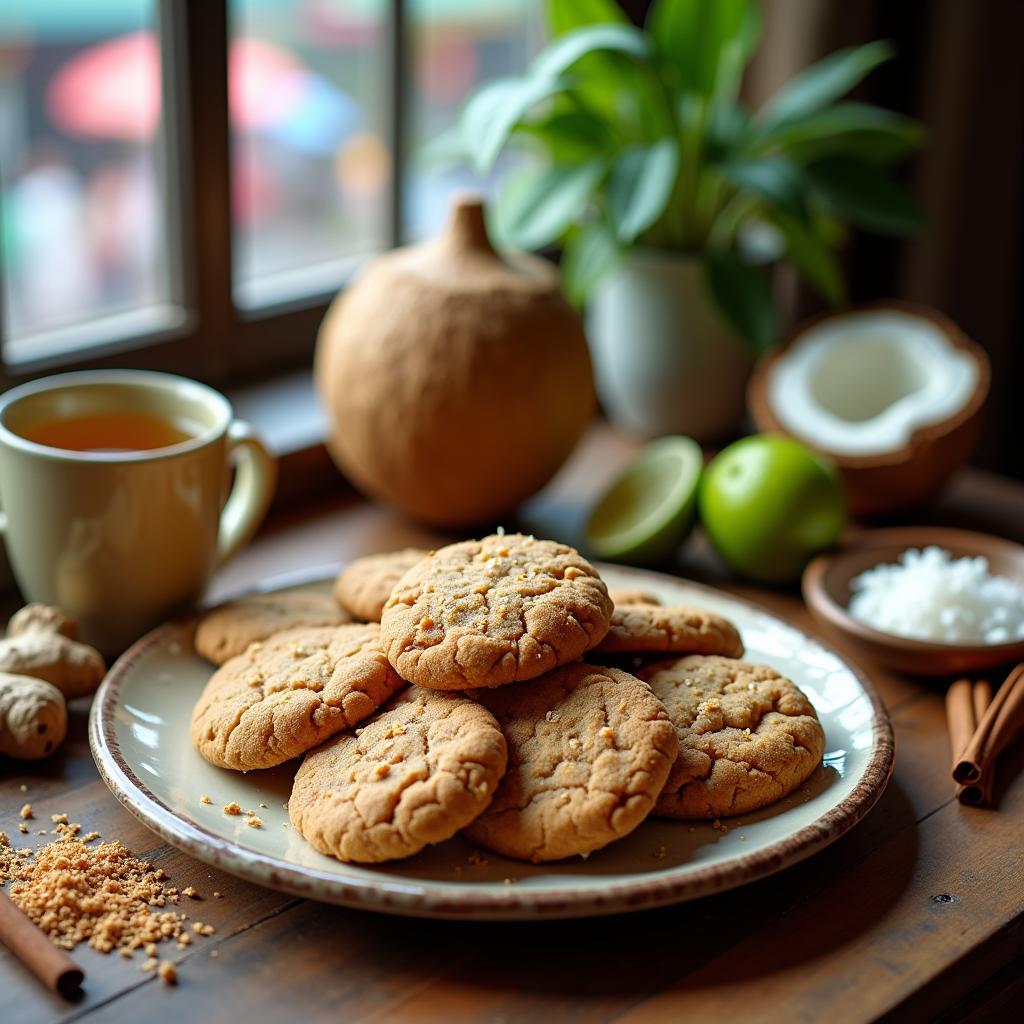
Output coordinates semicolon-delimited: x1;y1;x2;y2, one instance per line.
189;534;825;865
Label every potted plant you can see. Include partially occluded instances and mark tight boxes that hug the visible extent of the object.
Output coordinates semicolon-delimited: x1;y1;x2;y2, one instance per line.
450;0;925;440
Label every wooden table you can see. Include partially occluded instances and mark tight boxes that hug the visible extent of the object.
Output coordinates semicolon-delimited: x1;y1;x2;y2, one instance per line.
3;424;1023;1024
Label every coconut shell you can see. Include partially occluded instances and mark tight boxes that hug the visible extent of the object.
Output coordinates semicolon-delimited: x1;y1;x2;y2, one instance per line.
315;198;595;526
748;301;990;519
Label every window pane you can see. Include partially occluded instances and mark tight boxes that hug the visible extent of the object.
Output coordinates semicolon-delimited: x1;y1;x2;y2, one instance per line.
230;0;389;308
0;0;173;360
405;0;542;241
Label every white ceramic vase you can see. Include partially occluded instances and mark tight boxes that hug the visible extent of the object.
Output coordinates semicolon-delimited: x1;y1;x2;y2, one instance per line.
587;249;753;441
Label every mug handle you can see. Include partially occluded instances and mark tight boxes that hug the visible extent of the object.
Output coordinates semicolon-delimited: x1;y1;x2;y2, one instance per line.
216;420;277;567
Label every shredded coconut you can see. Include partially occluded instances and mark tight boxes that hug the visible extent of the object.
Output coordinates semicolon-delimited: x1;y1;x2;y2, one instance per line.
848;546;1024;644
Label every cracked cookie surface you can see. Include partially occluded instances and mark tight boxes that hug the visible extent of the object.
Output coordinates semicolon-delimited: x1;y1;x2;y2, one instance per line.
334;548;429;622
639;655;825;819
289;686;507;863
195;589;351;665
190;623;404;770
593;604;744;657
463;663;678;862
380;534;612;690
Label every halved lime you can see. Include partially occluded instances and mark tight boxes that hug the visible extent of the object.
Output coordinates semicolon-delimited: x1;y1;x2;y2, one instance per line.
585;436;703;564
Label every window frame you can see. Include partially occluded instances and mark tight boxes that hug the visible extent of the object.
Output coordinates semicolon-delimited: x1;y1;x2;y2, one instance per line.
0;0;408;388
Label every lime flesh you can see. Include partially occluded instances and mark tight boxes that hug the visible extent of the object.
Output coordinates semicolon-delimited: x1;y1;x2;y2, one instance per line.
586;436;703;564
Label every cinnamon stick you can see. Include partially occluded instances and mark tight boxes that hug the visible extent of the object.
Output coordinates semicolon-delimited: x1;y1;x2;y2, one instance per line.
972;680;993;725
957;680;995;806
945;677;976;773
957;775;994;807
954;662;1024;784
0;890;84;997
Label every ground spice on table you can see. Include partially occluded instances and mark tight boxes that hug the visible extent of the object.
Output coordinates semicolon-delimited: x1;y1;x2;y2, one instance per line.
1;821;211;981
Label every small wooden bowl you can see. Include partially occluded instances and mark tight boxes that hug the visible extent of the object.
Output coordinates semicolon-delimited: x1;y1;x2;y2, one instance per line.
802;527;1024;677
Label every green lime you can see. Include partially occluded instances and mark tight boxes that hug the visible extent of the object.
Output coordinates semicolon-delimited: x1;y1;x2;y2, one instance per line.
586;436;703;563
700;435;845;583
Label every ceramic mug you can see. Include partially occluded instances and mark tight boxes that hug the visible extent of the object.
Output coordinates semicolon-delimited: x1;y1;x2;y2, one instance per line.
0;370;277;653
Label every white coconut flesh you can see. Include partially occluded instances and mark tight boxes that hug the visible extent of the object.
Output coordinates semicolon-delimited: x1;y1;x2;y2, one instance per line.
768;310;979;457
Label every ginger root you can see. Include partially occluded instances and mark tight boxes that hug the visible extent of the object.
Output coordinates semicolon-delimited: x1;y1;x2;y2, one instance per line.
0;603;106;699
0;672;67;760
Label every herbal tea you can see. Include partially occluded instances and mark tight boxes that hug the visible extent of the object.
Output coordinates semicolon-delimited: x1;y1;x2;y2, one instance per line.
22;411;195;453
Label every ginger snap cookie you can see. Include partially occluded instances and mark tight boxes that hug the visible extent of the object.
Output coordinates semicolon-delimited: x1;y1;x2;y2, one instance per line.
289;687;507;863
190;623;404;771
194;589;351;665
608;588;661;607
334;548;429;622
380;533;612;690
593;603;744;658
639;655;825;819
463;663;678;862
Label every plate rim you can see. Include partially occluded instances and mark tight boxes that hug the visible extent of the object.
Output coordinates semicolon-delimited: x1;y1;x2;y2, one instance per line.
89;565;895;920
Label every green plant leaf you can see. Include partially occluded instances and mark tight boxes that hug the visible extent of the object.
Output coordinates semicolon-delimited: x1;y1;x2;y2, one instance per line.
703;250;776;353
607;139;680;242
804;156;925;235
647;0;759;98
759;40;894;129
561;220;621;304
491;160;607;250
754;102;925;163
415;125;469;171
515;108;612;163
531;23;650;81
460;76;560;173
547;0;627;36
460;23;650;171
771;209;846;304
707;104;753;161
718;158;808;221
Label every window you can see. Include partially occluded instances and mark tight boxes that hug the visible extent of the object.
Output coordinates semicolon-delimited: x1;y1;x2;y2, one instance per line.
0;0;539;384
0;0;180;365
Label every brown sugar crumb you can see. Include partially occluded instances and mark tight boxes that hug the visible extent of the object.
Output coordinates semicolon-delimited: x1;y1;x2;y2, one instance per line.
181;886;199;899
192;922;215;936
157;960;177;985
19;804;32;820
50;813;68;825
223;802;242;816
245;816;262;829
17;823;28;834
1;827;211;971
599;726;614;740
200;795;212;805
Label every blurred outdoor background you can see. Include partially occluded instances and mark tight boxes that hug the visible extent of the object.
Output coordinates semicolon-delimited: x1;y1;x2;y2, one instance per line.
0;1;1021;476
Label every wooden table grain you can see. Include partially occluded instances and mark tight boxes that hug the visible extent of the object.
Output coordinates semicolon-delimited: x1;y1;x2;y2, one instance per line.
3;424;1023;1024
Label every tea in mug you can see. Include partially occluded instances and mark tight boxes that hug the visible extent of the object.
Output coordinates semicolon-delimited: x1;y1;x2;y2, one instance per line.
21;411;195;453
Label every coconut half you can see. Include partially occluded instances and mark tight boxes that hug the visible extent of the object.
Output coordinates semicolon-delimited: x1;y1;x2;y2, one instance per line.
748;302;990;518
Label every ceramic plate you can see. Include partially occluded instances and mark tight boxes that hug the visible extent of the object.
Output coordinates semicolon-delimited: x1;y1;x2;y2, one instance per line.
90;566;893;920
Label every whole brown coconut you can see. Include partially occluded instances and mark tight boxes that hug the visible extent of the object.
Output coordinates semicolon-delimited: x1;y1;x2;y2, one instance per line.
315;198;595;526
